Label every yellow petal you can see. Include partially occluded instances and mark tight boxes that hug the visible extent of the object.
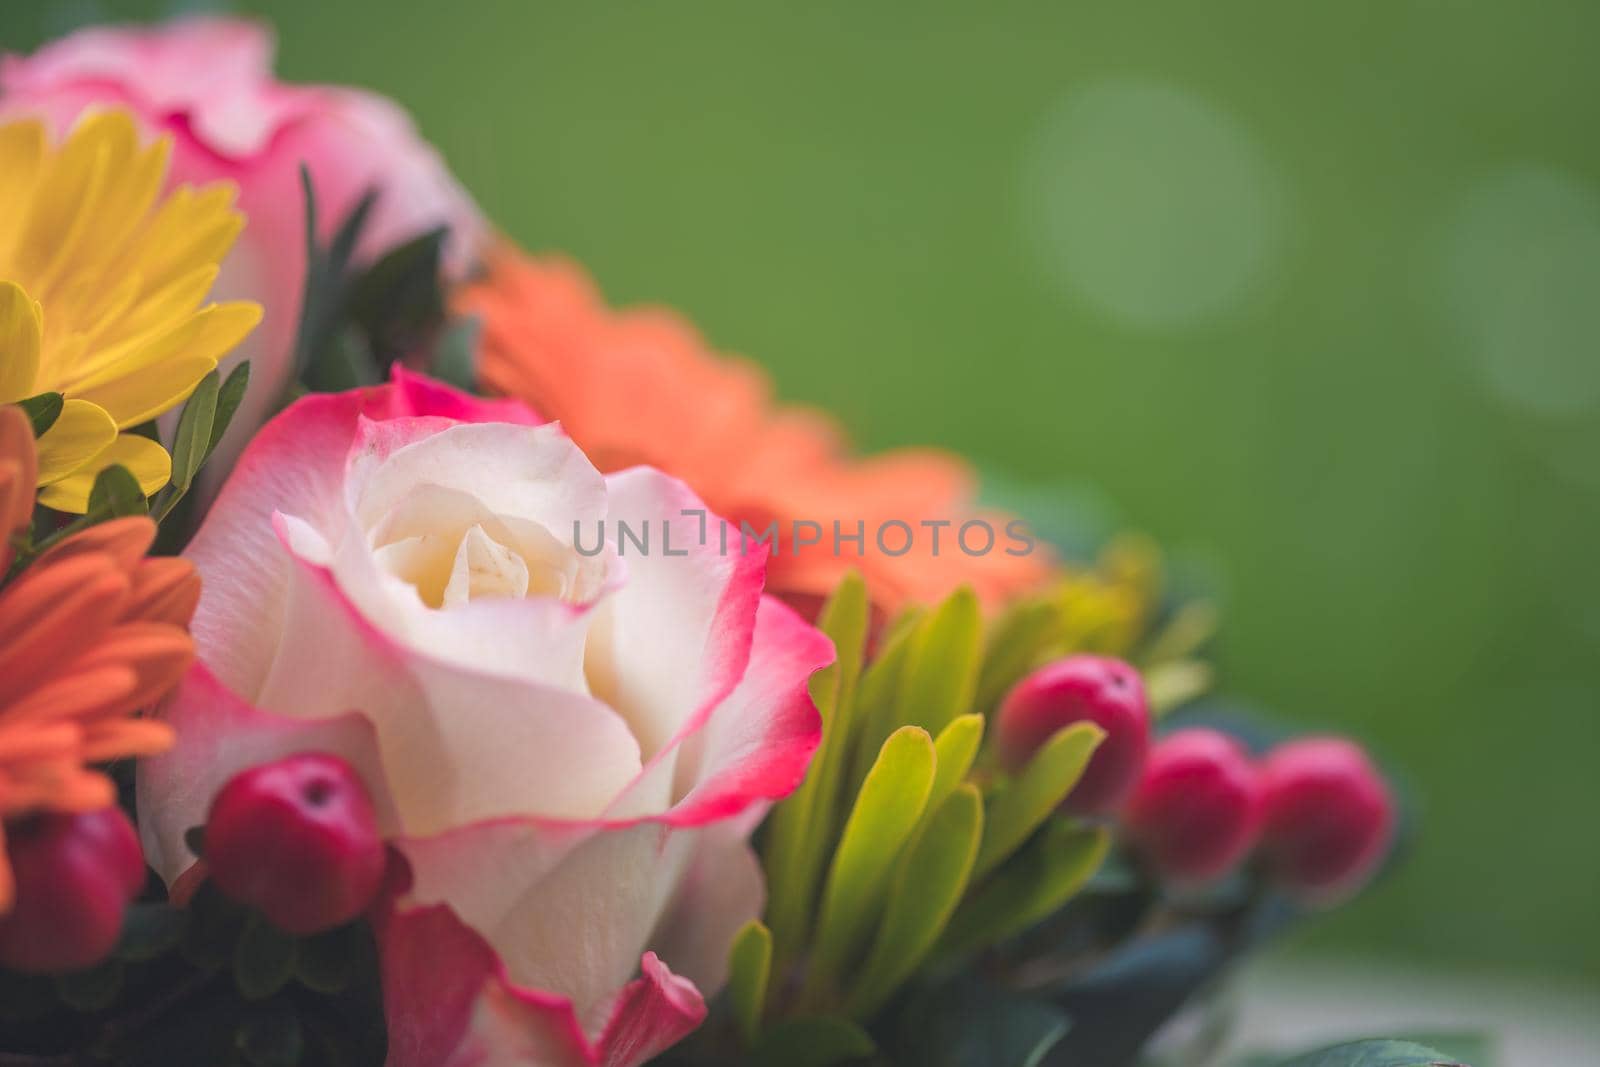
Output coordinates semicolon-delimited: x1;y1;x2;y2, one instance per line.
33;398;117;485
37;432;170;513
0;282;43;403
16;111;123;293
69;301;260;427
0;118;45;267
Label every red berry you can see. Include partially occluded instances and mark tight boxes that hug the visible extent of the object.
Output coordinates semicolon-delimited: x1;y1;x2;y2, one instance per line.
996;655;1151;815
204;753;386;935
1258;737;1395;903
0;808;146;973
1122;728;1262;885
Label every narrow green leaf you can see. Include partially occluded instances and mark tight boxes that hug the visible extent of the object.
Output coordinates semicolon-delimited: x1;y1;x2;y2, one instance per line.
727;920;772;1046
1271;1039;1467;1067
750;1016;875;1067
974;596;1062;712
432;314;481;390
973;722;1103;880
847;606;925;793
941;820;1109;957
169;368;220;495
87;463;148;519
1143;658;1212;716
847;784;984;1017
208;360;251;455
17;391;63;437
925;713;984;820
808;726;936;1000
893;586;981;737
764;572;869;969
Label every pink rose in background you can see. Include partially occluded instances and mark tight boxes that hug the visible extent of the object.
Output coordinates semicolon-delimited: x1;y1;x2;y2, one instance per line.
0;16;486;487
137;369;831;1067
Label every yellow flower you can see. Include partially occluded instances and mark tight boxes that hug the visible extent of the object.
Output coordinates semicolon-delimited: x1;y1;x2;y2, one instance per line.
0;109;261;512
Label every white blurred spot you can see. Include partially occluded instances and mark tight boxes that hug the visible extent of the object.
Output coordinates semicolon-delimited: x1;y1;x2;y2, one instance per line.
1435;166;1600;418
1022;78;1288;329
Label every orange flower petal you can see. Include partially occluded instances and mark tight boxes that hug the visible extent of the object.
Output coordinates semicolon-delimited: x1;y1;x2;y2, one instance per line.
1;664;139;725
0;555;129;703
67;620;193;713
79;718;174;760
35;514;157;573
125;556;201;626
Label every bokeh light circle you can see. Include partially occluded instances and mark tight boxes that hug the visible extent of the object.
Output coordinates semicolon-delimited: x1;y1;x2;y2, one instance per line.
1022;77;1289;329
1435;165;1600;418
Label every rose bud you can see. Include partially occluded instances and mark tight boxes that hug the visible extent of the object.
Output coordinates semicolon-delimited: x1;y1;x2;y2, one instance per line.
1258;737;1396;903
0;808;146;973
996;655;1151;815
1122;728;1262;885
204;753;386;935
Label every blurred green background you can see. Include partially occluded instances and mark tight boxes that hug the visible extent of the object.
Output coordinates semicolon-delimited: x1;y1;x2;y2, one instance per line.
4;0;1596;989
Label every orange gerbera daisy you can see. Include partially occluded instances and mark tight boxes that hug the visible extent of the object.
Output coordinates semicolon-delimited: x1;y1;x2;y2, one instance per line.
0;405;198;909
457;246;1053;614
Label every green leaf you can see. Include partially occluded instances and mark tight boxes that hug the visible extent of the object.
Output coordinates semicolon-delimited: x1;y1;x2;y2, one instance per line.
925;713;984;820
896;977;1069;1067
975;596;1062;711
847;784;984;1017
727;920;773;1046
117;902;187;962
234;916;298;1001
295;924;360;994
973;721;1103;879
847;606;925;793
1270;1040;1467;1067
87;463;148;519
764;571;869;968
432;313;481;390
349;226;448;361
236;1000;305;1067
750;1016;875;1067
208;360;251;455
893;586;982;737
17;391;63;436
940;820;1109;957
168;368;219;495
807;725;936;1001
302;325;381;392
54;959;124;1012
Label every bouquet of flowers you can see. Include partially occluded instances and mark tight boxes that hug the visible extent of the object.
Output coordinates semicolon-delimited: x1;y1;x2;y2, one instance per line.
0;17;1460;1067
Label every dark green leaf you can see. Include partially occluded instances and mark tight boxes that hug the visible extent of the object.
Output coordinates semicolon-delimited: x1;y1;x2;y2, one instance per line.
169;368;220;495
1270;1040;1468;1067
54;958;124;1012
208;361;252;455
750;1016;875;1067
349;226;448;362
87;463;149;518
17;391;63;436
236;1000;305;1067
234;916;298;1000
432;314;481;390
117;901;188;962
303;326;381;392
897;977;1068;1067
296;924;360;994
182;883;250;970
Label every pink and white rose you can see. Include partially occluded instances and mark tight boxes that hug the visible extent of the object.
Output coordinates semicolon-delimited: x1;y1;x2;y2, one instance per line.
0;16;486;486
137;369;831;1067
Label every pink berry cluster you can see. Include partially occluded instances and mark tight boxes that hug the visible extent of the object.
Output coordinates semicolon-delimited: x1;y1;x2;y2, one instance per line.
0;753;386;977
997;655;1397;902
